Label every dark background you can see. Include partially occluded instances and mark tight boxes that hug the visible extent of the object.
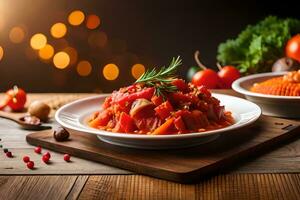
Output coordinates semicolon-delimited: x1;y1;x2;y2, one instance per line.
0;0;299;92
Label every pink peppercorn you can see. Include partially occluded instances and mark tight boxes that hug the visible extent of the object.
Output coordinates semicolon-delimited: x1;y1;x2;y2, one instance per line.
34;146;42;154
42;155;50;163
43;152;51;159
27;161;34;169
23;156;30;163
63;154;70;162
6;151;12;158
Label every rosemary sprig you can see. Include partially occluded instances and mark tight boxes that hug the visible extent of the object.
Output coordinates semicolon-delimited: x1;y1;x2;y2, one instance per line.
135;56;182;97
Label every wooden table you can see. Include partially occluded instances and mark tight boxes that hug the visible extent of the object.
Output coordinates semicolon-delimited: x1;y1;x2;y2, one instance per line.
0;92;300;199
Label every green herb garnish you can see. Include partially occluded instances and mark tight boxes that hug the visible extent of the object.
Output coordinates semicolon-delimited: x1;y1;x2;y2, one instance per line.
217;16;300;74
135;56;182;98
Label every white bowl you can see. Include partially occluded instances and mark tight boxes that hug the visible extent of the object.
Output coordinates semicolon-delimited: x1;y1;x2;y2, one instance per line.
232;72;300;118
55;94;261;149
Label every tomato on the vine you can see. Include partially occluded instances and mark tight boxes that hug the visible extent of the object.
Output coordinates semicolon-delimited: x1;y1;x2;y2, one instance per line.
286;34;300;62
218;66;240;88
192;69;220;89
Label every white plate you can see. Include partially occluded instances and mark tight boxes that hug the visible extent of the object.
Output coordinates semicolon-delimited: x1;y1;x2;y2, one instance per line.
55;94;261;149
232;72;300;118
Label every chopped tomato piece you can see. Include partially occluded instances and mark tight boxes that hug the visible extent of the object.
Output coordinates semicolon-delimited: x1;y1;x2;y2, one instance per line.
155;101;173;119
116;87;155;107
119;112;136;133
151;95;164;106
89;110;111;128
174;116;186;132
172;79;188;91
152;118;175;135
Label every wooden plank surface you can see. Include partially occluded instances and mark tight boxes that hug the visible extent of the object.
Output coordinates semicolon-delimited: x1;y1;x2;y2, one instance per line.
79;174;300;200
0;174;299;200
0;92;300;175
26;116;300;182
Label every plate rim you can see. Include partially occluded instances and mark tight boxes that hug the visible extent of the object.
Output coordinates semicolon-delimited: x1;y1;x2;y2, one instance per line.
55;93;261;140
232;71;300;100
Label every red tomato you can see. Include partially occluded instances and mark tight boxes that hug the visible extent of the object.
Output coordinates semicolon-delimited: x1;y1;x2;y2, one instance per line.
218;66;240;89
286;34;300;62
192;69;219;89
5;86;27;111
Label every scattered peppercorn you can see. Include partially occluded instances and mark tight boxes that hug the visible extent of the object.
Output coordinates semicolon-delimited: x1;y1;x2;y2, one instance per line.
63;154;71;162
23;156;30;163
6;151;12;158
42;155;50;164
34;146;42;154
27;161;34;169
53;127;70;142
3;148;8;153
43;152;51;159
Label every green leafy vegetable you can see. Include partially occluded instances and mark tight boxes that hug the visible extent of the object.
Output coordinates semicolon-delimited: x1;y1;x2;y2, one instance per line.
136;56;182;98
217;16;300;74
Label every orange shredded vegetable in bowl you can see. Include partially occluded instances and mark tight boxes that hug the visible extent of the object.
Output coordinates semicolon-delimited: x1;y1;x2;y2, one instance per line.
250;70;300;96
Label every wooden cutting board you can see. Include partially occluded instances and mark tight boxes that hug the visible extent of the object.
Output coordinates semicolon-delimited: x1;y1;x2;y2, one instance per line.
26;116;300;183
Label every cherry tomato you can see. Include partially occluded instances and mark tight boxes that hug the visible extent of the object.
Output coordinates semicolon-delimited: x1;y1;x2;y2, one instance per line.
286;34;300;62
192;69;220;89
5;86;27;111
218;66;240;89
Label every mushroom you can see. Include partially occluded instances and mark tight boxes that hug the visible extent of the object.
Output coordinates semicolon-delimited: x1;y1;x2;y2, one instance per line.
130;98;155;118
28;101;51;122
272;57;300;72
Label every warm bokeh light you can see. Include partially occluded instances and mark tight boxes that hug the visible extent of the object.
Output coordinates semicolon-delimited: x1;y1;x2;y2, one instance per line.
103;63;119;80
131;64;145;79
50;23;67;38
88;31;108;48
68;10;85;26
77;60;92;76
38;44;54;60
64;47;78;66
9;26;25;44
53;51;70;69
86;14;101;29
30;33;47;50
0;46;4;61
